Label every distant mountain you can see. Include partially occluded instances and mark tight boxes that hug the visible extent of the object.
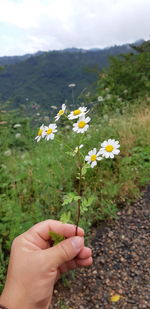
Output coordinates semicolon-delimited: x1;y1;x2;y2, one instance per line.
0;42;138;111
0;51;45;66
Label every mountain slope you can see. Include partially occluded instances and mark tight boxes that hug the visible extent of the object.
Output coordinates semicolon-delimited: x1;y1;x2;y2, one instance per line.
0;44;135;110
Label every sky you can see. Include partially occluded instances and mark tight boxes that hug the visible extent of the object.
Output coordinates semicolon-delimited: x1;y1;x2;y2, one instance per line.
0;0;149;56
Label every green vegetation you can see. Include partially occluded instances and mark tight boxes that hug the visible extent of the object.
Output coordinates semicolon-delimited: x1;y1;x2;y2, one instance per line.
0;43;137;111
0;40;150;292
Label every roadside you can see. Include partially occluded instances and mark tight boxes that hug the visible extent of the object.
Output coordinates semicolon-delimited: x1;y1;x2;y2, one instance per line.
52;185;150;309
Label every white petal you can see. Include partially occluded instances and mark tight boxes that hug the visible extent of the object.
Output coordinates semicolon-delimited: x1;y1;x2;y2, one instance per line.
101;141;108;147
73;123;78;128
85;155;90;162
79;144;84;149
50;134;54;140
97;156;103;161
97;150;102;156
73;126;78;132
109;153;114;158
99;148;105;154
89;150;94;156
36;136;41;142
115;144;120;149
113;149;120;155
93;148;97;154
40;124;45;129
86;117;91;123
103;152;110;158
62;104;66;110
91;161;97;168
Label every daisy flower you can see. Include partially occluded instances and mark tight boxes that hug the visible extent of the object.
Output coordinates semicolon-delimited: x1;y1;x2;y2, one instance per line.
97;96;104;102
68;83;76;88
99;139;120;158
55;104;66;121
85;148;102;168
68;107;88;120
35;124;45;142
73;116;91;134
44;124;57;141
74;144;84;154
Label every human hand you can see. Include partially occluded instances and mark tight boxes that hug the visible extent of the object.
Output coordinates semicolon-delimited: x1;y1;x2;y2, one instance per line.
0;220;92;309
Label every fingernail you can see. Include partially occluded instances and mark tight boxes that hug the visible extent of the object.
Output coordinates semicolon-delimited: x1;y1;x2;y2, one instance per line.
71;236;83;250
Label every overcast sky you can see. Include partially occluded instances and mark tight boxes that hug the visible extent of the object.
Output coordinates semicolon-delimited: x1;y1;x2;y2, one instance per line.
0;0;149;56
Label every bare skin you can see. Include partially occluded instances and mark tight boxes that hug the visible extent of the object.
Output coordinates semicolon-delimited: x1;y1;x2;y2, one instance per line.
0;220;92;309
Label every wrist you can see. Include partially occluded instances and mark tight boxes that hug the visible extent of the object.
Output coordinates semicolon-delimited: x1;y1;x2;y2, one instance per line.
0;288;51;309
0;289;32;309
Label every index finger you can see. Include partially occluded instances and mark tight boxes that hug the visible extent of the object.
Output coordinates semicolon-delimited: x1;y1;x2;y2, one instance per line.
26;220;84;243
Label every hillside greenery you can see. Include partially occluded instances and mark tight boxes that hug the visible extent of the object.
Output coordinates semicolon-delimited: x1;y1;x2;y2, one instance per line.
0;40;150;292
0;43;137;111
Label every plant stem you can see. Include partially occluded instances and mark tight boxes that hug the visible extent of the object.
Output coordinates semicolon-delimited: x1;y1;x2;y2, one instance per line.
72;88;75;106
75;152;82;236
75;198;81;236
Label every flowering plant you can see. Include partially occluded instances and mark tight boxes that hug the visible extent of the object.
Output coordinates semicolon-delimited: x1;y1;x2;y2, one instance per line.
35;102;120;235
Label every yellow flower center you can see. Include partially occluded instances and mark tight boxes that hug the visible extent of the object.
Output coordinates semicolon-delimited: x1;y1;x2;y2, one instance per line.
47;128;53;135
38;129;43;136
105;145;114;152
91;154;97;161
78;121;86;128
58;109;64;116
73;109;81;116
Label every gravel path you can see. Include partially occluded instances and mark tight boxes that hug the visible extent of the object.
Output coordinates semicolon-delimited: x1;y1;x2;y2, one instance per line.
52;186;150;309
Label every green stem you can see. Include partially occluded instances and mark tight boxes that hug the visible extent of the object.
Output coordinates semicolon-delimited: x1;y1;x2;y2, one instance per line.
75;150;82;236
55;136;73;152
72;88;75;106
75;198;81;236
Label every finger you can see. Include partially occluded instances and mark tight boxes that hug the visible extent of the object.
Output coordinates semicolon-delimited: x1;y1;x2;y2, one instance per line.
45;236;84;268
59;259;77;274
77;247;92;259
24;220;84;249
76;256;93;267
29;220;84;240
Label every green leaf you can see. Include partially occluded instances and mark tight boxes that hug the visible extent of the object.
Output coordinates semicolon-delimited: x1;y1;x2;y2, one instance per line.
65;151;74;157
49;231;65;245
81;164;90;176
62;192;81;206
81;195;96;214
60;211;73;224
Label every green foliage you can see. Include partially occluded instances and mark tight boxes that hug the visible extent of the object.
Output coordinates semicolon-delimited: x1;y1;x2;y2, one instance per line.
60;212;73;224
81;195;96;214
62;192;81;206
95;40;150;115
49;232;65;245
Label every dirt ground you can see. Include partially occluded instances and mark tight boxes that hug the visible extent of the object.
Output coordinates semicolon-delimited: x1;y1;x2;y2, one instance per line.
52;185;150;309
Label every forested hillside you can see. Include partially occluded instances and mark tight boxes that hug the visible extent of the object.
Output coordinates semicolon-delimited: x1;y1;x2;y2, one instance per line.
0;43;137;111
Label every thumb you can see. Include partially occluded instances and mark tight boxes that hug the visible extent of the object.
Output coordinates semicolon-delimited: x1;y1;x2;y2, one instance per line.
46;236;84;268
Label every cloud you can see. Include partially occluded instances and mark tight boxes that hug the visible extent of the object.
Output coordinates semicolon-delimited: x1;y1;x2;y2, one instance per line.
0;0;149;56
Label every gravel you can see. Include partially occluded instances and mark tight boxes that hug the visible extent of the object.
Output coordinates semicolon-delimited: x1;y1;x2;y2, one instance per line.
52;185;150;308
